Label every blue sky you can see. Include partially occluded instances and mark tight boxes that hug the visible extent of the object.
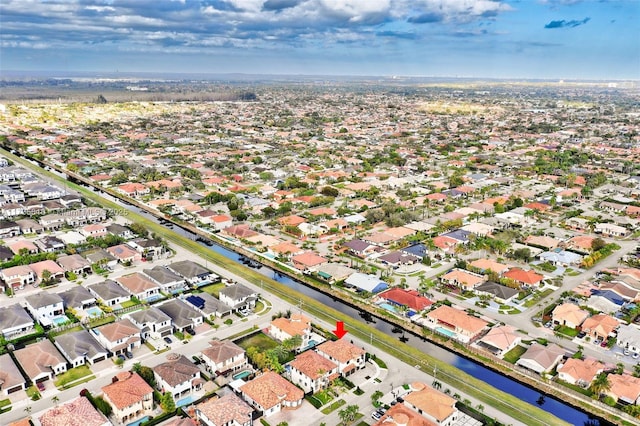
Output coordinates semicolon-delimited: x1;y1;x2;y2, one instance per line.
1;0;638;79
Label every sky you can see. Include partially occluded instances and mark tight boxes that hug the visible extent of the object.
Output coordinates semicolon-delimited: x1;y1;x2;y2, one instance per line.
1;0;639;80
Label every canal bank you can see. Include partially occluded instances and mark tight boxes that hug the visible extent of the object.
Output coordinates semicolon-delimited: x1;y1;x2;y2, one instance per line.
1;147;627;426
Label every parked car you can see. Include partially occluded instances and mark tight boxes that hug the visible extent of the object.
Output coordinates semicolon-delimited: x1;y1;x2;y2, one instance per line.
577;331;586;339
36;381;45;392
600;340;609;348
164;336;173;344
594;339;602;346
125;351;134;359
633;353;640;359
371;411;382;420
117;354;126;362
623;349;631;356
239;309;251;317
544;321;553;328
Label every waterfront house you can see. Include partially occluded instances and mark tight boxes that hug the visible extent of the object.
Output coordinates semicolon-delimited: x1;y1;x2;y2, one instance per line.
477;325;522;357
425;305;488;344
315;338;366;376
516;343;565;375
606;374;640;405
557;358;604;387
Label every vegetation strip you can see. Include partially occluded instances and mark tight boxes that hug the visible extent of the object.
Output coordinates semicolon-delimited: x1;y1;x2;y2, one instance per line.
3;149;573;426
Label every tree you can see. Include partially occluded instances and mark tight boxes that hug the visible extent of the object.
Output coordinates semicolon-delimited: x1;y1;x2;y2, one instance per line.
41;269;52;286
24;406;32;415
371;390;383;406
132;362;156;388
338;404;359;425
589;372;611;398
161;392;176;412
52;395;60;406
591;238;607;252
282;335;302;352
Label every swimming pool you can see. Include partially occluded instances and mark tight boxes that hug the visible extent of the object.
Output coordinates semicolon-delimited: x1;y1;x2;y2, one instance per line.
146;294;164;303
86;306;103;317
176;395;194;407
52;315;70;326
379;302;398;313
435;327;456;338
233;370;251;380
126;416;150;426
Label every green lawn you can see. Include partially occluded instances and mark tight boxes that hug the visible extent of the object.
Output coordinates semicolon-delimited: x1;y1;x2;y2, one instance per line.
55;365;95;389
26;385;41;401
88;315;115;328
503;345;527;364
120;300;139;308
556;325;579;338
524;288;554;308
0;398;11;413
49;325;84;337
235;332;279;351
314;389;334;405
201;282;227;298
321;399;346;414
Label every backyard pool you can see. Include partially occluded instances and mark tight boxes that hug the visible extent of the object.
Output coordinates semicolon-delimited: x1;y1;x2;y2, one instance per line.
435;327;457;338
233;370;251;381
86;306;103;317
126;416;150;426
176;395;194;407
378;302;398;313
146;294;164;303
52;315;70;326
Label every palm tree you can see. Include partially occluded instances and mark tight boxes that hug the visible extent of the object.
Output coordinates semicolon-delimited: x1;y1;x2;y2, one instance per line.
589;372;611;398
432;380;442;390
338;404;359;425
24;406;32;415
52;395;60;406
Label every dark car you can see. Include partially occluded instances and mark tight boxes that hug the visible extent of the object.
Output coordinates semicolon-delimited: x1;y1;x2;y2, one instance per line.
125;351;134;359
577;331;586;339
117;354;126;362
164;336;173;344
601;340;609;348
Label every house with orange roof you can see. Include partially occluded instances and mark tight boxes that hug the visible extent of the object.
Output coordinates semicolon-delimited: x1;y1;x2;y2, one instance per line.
201;339;247;377
107;244;141;263
432;235;459;253
209;214;233;231
580;314;619;341
291;251;328;272
503;268;544;288
566;235;596;253
195;392;254;426
38;396;110;426
524;235;560;250
222;224;259;239
316;338;366;376
524;202;552;212
269;314;312;350
29;259;65;282
269;241;304;260
288;350;339;393
378;288;433;314
117;182;149;198
403;382;459;426
116;272;161;301
239;371;304;417
372;404;434;426
425;305;488;344
102;371;154;425
441;269;485;290
468;258;509;275
278;215;306;227
557;358;604;387
552;303;589;329
306;207;336;217
606;374;640;405
477;325;522;357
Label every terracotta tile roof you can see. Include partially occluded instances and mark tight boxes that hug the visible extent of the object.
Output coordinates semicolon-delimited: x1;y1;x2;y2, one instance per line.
373;404;436;426
153;353;200;387
101;371;153;410
316;338;365;364
240;371;303;410
378;288;433;312
608;374;640;403
117;272;159;294
13;339;65;380
479;325;520;351
558;358;604;384
38;396;108;426
271;314;311;338
403;383;457;422
441;269;485;288
552;303;589;327
197;393;253;426
427;305;488;335
503;267;543;285
291;252;328;268
290;350;337;379
581;314;619;337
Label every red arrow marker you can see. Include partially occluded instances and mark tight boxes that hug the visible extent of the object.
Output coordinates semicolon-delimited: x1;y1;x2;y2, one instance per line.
332;321;348;339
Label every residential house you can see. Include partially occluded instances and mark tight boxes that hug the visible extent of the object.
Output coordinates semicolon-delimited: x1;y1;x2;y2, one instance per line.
154;353;203;400
291;251;328;273
580;314;619;341
128;238;164;259
315;263;357;284
441;269;485;290
1;265;36;289
516;343;566;375
403;382;459;426
378;288;433;314
39;213;66;230
143;266;187;294
618;324;640;354
288;350;338;394
13;339;67;384
474;281;519;304
0;203;25;217
342;239;379;258
0;353;26;396
425;305;488;344
92;318;141;356
57;254;92;275
195;392;253;426
22;182;64;200
8;240;38;255
239;371;304;417
38;396;110;426
185;293;232;319
88;280;131;307
58;194;82;207
0;220;20;238
117;182;150;197
372;404;433;426
201;339;247;376
101;371;154;425
468;258;509;275
54;329;109;367
210;214;234;231
116;272;161;302
606;374;640;405
538;250;583;267
0;245;14;262
503;268;544;288
81;223;107;238
84;248;118;269
552;303;589;329
30;259;65;282
219;283;258;311
557;358;605;387
595;223;629;237
126;307;174;340
0;303;34;338
107;244;142;263
316;339;366;376
477;325;522;357
157;299;204;333
378;251;420;267
524;235;561;250
167;260;217;287
344;273;388;293
270;314;312;350
106;223;135;239
24;292;65;327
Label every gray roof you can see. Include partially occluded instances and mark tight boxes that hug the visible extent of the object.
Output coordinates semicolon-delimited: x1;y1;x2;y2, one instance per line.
475;281;519;300
84;249;116;264
128;306;172;325
25;292;64;309
0;353;25;391
106;223;130;235
143;266;184;285
88;280;130;301
185;292;231;316
219;283;257;301
0;304;33;331
167;260;211;279
157;299;202;328
54;329;107;361
58;286;96;309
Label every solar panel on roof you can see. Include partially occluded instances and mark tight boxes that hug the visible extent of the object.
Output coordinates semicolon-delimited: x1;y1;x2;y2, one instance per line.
186;295;205;309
